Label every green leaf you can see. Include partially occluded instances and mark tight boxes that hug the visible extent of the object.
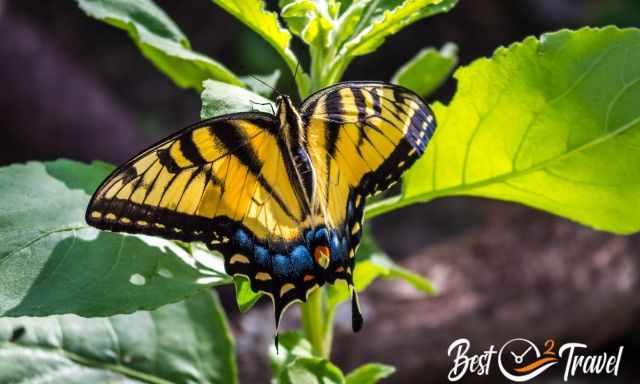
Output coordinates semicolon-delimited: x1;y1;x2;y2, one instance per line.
233;276;262;312
76;0;243;91
0;160;230;317
211;0;310;95
280;357;345;384
345;363;395;384
281;0;335;48
326;233;435;309
368;27;640;235
270;334;345;384
240;69;282;98
200;79;275;119
331;0;372;48
338;0;458;58
269;331;313;378
392;43;458;97
0;290;237;384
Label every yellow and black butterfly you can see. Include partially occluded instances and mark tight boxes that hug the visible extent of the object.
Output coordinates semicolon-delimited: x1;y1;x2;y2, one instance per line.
86;81;436;335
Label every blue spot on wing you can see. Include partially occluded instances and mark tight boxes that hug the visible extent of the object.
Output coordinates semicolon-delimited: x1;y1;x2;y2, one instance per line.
273;254;291;279
314;228;329;243
330;233;347;263
270;246;314;280
290;246;313;274
234;229;253;251
255;245;270;269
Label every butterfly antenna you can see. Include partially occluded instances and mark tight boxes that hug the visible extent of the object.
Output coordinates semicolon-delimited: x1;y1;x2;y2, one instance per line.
248;74;281;97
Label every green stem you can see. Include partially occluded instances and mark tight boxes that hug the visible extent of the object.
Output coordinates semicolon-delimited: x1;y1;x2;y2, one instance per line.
322;306;337;356
300;288;326;358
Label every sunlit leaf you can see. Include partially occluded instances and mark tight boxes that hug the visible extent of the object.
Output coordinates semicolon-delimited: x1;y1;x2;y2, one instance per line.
368;27;640;235
392;42;458;97
211;0;310;95
338;0;458;57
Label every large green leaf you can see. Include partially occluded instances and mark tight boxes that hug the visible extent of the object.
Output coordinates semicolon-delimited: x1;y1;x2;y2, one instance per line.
76;0;243;90
0;290;237;384
367;27;640;234
392;43;458;97
211;0;310;95
0;160;229;317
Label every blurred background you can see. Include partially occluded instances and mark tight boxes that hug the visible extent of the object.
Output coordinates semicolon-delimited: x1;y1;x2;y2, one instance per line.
2;0;639;382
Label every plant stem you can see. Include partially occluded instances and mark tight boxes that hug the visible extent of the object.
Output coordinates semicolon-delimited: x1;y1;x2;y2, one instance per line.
322;306;336;356
300;288;326;358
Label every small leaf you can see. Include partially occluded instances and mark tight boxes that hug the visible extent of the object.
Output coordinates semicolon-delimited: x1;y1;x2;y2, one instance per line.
200;79;275;119
345;363;395;384
75;0;243;90
368;27;640;235
211;0;310;95
233;276;262;312
280;357;345;384
0;290;237;384
281;0;335;48
0;160;230;317
338;0;458;58
331;0;371;48
240;69;282;98
392;43;458;97
270;335;345;384
269;331;314;378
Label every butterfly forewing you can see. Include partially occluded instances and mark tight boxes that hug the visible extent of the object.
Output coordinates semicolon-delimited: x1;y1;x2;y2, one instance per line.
86;113;304;243
300;82;436;225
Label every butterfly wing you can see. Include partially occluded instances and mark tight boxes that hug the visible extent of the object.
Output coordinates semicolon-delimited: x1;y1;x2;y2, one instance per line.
86;113;327;323
300;82;436;329
301;81;436;204
87;113;306;242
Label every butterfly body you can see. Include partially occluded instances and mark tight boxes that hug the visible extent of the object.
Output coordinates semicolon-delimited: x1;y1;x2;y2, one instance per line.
86;81;435;332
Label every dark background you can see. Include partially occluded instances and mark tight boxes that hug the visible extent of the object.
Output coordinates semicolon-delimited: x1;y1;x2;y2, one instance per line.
2;0;640;383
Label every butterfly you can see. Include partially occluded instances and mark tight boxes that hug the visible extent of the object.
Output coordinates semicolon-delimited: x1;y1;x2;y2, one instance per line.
85;81;436;336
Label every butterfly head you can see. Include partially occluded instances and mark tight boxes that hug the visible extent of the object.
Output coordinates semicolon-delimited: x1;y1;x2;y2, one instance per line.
275;94;304;145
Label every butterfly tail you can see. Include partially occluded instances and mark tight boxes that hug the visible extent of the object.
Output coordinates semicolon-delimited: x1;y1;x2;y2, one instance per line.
350;284;363;332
